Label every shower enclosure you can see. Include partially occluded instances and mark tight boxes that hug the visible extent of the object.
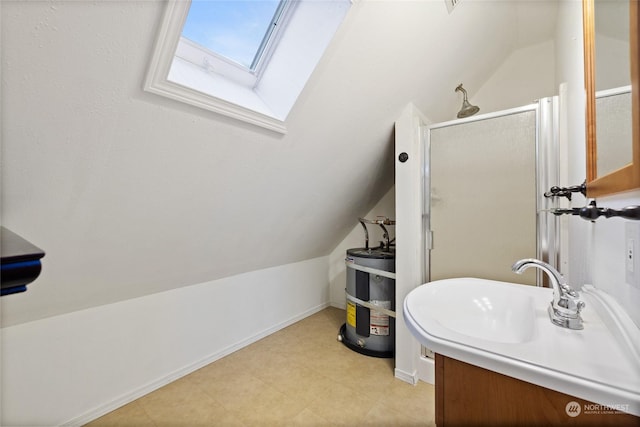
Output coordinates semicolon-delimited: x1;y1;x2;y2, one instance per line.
423;100;562;286
393;98;563;384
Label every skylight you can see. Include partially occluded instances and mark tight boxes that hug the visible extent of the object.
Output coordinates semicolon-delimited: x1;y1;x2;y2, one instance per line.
181;0;285;70
144;0;352;133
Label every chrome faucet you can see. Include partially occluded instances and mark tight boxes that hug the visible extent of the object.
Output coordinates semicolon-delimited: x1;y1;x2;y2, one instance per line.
512;258;585;330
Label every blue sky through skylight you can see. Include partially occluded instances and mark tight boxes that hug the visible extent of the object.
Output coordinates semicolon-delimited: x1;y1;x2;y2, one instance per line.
182;0;281;69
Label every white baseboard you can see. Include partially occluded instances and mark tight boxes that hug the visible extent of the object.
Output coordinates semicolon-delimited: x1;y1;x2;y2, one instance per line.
329;301;346;310
417;355;435;384
394;367;418;385
2;257;331;427
63;302;329;427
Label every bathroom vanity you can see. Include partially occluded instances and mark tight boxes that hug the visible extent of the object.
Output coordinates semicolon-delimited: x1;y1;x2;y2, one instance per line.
403;278;640;426
435;354;639;426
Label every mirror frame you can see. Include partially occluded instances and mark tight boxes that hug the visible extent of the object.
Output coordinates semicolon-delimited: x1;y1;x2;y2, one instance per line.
584;0;640;197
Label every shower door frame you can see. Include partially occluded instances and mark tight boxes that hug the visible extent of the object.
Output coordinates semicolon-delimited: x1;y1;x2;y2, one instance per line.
418;98;562;361
421;97;562;290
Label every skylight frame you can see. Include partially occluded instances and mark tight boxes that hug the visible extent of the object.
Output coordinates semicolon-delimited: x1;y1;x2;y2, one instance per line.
178;0;295;83
144;0;353;134
250;0;293;73
174;0;295;89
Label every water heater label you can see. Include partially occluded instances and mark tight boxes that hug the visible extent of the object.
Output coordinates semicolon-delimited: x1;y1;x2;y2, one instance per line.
346;301;356;327
370;300;391;336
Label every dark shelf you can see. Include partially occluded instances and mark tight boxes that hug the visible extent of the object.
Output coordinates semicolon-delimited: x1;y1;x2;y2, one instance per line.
1;227;45;296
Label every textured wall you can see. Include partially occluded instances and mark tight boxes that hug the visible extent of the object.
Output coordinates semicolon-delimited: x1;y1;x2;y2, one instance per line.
1;0;556;327
1;257;329;426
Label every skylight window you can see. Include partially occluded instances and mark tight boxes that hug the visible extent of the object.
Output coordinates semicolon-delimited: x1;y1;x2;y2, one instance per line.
144;0;352;134
181;0;285;71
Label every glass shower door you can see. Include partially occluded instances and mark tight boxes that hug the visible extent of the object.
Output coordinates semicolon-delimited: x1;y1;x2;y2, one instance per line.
425;107;539;285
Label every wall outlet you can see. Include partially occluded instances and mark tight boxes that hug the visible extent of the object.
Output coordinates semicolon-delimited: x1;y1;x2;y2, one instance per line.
626;223;640;289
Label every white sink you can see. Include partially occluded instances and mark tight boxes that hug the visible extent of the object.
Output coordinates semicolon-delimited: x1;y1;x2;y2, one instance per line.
404;278;640;416
415;279;536;343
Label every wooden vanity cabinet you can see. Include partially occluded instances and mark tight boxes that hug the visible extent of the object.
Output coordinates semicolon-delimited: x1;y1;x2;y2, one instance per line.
435;354;639;426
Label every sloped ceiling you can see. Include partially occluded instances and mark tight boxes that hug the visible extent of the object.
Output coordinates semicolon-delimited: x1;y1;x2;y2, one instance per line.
1;0;558;326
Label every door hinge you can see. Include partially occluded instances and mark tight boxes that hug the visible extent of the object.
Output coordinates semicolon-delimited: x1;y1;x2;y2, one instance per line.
427;230;434;250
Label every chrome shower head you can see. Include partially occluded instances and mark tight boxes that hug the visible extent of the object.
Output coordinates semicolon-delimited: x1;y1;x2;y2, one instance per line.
455;84;480;118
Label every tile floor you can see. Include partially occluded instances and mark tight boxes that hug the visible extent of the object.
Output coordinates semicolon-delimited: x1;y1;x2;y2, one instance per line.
86;307;435;426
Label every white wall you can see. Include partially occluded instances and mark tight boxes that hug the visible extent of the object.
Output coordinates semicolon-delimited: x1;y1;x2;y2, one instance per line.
474;40;557;114
328;186;395;309
589;191;640;327
0;257;329;426
368;35;557;386
555;1;639;329
555;0;591;287
394;104;430;385
0;0;562;329
0;0;592;424
1;0;397;328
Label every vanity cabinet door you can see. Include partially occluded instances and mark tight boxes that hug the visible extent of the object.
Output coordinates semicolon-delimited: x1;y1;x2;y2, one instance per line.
435;354;639;426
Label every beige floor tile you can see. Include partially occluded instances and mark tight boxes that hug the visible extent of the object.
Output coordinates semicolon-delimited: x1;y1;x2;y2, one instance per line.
84;401;156;427
364;404;436;426
231;389;307;426
305;381;378;425
224;345;272;372
189;351;253;381
237;335;302;368
382;379;436;423
289;407;331;426
82;308;436;427
339;363;396;401
253;360;335;404
137;377;238;427
190;370;269;412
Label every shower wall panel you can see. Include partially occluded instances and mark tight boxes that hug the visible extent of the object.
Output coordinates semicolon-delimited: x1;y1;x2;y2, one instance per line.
428;110;537;285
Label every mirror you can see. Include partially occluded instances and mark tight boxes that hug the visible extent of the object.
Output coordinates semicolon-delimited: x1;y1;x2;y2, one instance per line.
596;88;632;177
584;0;640;197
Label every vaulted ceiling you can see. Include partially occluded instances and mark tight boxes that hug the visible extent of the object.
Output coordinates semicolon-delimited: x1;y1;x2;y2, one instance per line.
1;0;560;326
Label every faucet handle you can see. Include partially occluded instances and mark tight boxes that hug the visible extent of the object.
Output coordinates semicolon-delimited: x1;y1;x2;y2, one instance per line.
560;283;578;298
553;292;585;330
512;258;585;329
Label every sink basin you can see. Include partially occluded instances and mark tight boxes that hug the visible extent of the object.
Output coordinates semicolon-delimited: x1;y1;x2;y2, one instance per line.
412;279;536;343
404;278;640;416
